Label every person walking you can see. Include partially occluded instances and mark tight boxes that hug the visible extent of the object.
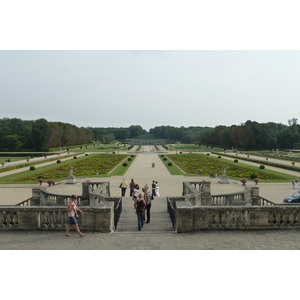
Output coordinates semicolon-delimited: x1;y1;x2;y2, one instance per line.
151;180;156;199
133;184;140;200
129;179;135;197
120;179;128;196
134;192;146;231
293;178;298;189
143;186;152;223
155;181;160;197
65;195;85;237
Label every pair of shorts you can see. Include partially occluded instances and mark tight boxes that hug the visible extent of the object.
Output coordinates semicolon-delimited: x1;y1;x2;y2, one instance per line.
68;217;78;225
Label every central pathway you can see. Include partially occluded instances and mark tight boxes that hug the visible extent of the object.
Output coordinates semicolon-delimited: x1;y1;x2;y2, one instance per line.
115;149;174;233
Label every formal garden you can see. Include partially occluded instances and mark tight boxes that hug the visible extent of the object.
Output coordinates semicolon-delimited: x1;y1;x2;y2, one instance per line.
163;153;292;182
0;154;136;184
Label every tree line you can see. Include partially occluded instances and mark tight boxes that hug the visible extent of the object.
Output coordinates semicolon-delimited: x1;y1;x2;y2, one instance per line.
1;117;299;151
0;119;147;151
88;125;146;144
197;119;300;150
149;126;211;143
0;118;93;151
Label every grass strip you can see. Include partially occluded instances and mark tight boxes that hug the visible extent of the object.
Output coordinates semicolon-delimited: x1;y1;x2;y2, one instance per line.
167;153;293;182
159;155;186;175
109;155;136;176
0;154;128;184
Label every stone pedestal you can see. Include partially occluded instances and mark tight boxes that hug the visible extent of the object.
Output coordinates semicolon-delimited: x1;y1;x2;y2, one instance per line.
218;175;230;184
66;176;76;184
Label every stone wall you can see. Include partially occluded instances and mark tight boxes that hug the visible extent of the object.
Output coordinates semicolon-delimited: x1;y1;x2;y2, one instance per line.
1;181;121;233
170;181;300;233
0;203;115;232
174;204;300;232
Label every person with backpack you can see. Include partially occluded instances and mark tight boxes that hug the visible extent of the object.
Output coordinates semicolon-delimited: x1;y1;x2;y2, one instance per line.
134;193;146;231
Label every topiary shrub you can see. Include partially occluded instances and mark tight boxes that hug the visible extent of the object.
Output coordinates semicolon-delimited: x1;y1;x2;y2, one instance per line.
250;174;258;179
218;156;221;158
163;157;167;161
85;154;88;156
128;158;132;161
123;162;128;167
168;162;173;166
57;160;61;163
207;153;210;156
234;159;238;163
73;156;77;159
29;166;35;170
259;165;265;169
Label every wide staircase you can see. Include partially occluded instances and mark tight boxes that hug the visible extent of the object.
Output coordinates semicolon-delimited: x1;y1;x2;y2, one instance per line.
115;196;174;233
114;146;175;233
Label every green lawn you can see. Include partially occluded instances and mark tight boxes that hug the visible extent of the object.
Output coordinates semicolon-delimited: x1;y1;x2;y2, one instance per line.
109;155;136;176
166;144;214;152
167;153;293;182
0;154;130;184
0;157;27;163
159;155;186;175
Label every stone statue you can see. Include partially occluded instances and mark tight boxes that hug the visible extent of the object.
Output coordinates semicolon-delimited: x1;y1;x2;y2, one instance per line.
219;166;229;184
68;166;73;177
66;166;76;184
222;166;226;176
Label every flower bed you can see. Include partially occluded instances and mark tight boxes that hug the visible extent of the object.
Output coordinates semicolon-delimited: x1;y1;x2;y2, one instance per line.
167;154;286;180
8;154;128;183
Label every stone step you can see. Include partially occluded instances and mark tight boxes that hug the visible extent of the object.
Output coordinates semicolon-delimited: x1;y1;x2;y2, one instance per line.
115;197;174;233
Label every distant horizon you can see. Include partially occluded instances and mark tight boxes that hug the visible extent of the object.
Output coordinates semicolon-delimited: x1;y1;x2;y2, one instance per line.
1;51;299;132
0;115;293;132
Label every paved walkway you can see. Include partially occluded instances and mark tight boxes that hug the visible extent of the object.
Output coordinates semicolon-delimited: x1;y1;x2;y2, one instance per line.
1;146;300;249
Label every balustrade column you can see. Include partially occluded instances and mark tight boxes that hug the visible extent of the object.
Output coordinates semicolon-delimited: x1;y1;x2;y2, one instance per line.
250;187;260;205
31;188;44;206
18;209;40;229
82;182;91;199
175;202;193;233
200;181;212;205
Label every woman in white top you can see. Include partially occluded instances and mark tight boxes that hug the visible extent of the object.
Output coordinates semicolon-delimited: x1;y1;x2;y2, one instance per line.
155;181;160;197
133;184;140;201
65;195;85;237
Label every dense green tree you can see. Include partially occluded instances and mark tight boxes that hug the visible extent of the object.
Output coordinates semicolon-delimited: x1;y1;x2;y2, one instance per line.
31;118;50;151
1;134;23;150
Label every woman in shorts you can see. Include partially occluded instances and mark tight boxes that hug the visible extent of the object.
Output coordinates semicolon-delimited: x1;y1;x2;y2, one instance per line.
65;194;85;237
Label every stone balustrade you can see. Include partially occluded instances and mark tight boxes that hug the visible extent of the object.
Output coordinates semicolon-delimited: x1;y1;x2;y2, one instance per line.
169;181;300;232
0;181;121;233
0;204;114;232
174;203;300;232
3;179;298;234
181;181;263;206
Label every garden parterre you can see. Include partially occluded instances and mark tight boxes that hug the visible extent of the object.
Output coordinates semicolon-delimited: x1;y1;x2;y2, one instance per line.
167;153;288;180
2;154;128;183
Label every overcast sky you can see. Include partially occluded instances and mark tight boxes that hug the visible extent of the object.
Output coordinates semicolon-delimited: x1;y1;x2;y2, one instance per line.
1;1;300;132
1;50;300;131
